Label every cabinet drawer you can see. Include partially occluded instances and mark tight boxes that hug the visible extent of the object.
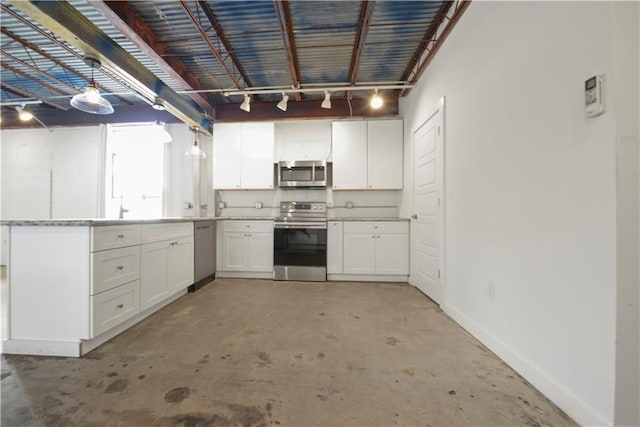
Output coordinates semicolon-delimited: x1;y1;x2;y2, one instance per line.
91;225;141;251
91;246;141;295
142;222;193;243
91;280;140;337
343;221;408;234
223;220;274;233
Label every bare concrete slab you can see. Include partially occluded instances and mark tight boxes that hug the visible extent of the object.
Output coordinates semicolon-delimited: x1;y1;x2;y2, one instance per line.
1;278;576;426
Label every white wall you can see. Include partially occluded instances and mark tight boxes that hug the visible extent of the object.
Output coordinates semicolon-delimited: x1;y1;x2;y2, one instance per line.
1;126;103;220
399;2;631;425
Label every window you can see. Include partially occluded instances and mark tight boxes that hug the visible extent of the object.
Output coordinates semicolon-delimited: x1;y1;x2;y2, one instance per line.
105;124;166;218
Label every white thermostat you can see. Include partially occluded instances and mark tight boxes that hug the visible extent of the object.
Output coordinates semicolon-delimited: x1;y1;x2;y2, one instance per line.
585;75;604;117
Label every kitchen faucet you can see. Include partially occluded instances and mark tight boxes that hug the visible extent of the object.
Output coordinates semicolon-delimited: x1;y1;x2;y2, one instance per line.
118;196;129;219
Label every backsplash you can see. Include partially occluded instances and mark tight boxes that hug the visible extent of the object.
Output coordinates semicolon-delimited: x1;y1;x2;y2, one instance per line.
216;189;402;218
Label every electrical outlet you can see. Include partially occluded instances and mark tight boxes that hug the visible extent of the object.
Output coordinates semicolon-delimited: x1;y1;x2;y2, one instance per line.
487;281;496;301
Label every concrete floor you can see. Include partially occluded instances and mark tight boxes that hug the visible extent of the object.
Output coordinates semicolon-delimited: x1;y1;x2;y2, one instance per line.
1;278;576;427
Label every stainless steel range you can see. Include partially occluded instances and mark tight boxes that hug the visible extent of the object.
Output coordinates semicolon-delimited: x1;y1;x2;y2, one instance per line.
273;201;327;281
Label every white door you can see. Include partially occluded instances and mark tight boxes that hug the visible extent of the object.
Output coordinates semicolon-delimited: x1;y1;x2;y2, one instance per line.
213;123;242;189
241;123;275;189
376;234;409;275
343;233;376;274
141;241;170;311
222;232;247;270
332;121;368;189
169;236;194;293
410;101;444;304
247;232;274;272
367;120;403;189
326;221;344;274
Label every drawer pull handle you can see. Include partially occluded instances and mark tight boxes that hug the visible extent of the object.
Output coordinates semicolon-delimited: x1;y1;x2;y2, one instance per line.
116;304;124;309
116;234;125;239
116;265;124;270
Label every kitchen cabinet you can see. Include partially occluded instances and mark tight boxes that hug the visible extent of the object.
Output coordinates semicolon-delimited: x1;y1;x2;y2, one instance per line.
213;122;275;189
141;224;194;311
327;221;344;274
219;220;274;275
332;119;403;190
342;221;409;276
5;220;195;357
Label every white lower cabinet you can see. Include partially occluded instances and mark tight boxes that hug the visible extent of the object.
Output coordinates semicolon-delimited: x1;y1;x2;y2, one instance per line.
341;221;409;278
220;220;273;275
91;280;140;337
141;225;194;311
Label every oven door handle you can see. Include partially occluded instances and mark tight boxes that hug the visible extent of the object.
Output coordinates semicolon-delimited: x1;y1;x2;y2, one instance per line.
274;222;327;229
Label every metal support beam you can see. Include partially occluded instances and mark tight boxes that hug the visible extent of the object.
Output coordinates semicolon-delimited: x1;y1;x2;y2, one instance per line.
404;1;471;95
1;81;69;110
195;1;255;92
91;1;215;116
178;0;245;92
7;0;212;134
348;1;376;84
1;62;72;107
274;0;303;101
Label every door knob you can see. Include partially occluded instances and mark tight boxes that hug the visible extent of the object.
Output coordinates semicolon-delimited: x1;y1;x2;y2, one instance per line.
411;214;418;219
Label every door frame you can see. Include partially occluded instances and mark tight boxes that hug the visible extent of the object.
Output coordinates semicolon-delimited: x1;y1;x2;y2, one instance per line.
409;96;446;304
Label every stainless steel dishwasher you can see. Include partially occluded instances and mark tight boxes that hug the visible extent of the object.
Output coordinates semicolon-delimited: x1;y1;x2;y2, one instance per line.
190;220;216;291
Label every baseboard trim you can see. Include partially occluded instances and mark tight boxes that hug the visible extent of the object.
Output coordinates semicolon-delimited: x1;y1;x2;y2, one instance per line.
327;274;408;282
3;338;81;357
442;303;611;427
217;271;272;279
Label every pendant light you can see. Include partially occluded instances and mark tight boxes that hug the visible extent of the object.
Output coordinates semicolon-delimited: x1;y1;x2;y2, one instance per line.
185;128;206;158
70;56;114;115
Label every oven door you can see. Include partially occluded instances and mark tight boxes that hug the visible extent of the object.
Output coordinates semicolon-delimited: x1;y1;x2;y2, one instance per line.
273;223;327;281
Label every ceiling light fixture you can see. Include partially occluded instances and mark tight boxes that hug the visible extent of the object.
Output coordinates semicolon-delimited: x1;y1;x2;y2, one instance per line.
239;94;251;113
370;89;383;109
70;56;114;115
152;98;166;111
185;128;206;158
277;93;289;111
15;105;33;121
321;91;332;109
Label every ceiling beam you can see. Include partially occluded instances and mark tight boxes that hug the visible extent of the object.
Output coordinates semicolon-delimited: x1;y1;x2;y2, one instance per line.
1;50;81;94
6;0;212;134
407;0;471;91
274;0;303;101
348;1;376;84
178;0;246;92
215;97;397;122
195;1;255;94
90;1;215;116
1;4;131;105
1;81;69;110
1;62;72;107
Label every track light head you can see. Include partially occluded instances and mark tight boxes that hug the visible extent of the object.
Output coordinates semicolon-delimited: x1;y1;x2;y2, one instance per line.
15;105;33;121
277;94;289;111
370;89;383;109
321;91;331;109
240;94;251;112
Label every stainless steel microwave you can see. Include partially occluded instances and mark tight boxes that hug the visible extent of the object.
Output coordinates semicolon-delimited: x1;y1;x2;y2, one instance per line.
278;160;327;188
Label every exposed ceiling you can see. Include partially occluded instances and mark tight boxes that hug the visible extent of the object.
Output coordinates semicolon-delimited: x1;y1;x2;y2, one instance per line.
0;0;469;133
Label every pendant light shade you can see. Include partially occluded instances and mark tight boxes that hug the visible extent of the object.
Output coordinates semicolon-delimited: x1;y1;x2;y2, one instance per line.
70;56;114;115
185;129;206;158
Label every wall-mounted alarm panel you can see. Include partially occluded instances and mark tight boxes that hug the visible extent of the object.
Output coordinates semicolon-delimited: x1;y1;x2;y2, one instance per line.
585;75;604;117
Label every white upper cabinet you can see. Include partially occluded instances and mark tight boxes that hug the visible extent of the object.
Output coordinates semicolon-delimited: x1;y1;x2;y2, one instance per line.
332;121;368;189
367;120;403;189
332;119;403;190
213;122;275;189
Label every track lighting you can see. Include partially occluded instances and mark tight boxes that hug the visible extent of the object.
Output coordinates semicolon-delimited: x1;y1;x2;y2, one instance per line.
240;94;251;112
370;89;383;109
15;105;33;121
277;93;289;111
154;121;172;143
70;56;114;115
321;91;331;109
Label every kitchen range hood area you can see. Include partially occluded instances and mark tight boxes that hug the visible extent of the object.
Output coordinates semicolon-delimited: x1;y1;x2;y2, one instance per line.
0;2;637;427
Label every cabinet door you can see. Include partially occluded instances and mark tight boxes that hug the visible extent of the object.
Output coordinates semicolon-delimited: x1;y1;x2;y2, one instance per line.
332;121;367;189
327;221;343;274
368;120;403;189
141;241;170;311
247;232;273;272
213;123;242;189
343;233;376;274
169;236;194;293
241;123;275;189
376;233;409;275
222;232;247;271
